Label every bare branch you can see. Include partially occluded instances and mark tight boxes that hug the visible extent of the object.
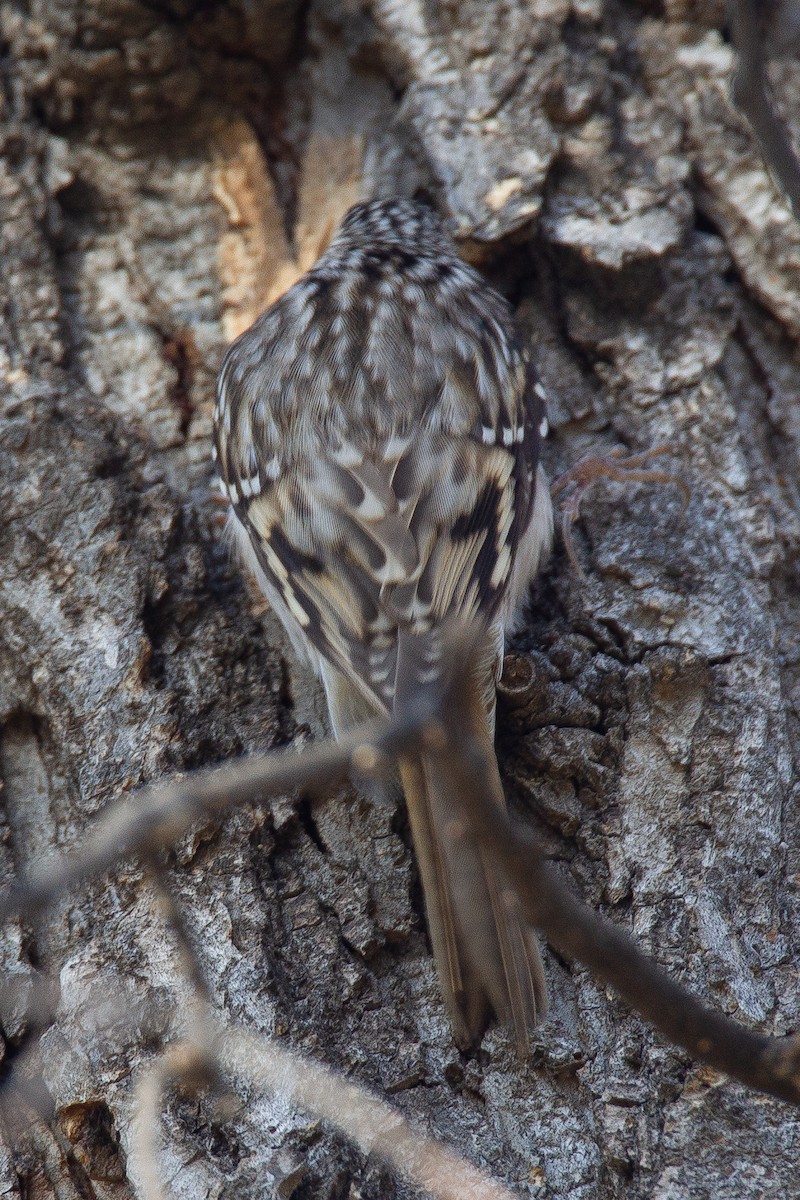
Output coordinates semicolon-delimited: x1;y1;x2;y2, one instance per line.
439;678;800;1106
130;1042;209;1200
147;861;215;1011
131;852;515;1200
2;644;799;1119
129;1026;518;1200
0;705;438;925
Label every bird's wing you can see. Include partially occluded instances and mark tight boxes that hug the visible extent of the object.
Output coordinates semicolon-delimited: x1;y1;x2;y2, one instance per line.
215;348;546;714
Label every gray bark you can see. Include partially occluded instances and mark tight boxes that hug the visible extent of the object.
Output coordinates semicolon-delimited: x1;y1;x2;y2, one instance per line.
0;1;799;1197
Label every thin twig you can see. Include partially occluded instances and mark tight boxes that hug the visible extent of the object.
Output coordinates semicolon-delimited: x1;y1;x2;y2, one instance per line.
2;650;799;1110
438;679;800;1106
130;1042;210;1200
729;0;800;219
129;1025;517;1200
147;860;215;1010
0;704;438;924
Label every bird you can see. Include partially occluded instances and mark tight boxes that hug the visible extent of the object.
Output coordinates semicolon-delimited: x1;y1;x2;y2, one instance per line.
213;197;554;1049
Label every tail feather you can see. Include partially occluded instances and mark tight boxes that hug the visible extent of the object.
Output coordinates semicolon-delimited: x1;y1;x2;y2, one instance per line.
400;738;546;1052
322;645;547;1050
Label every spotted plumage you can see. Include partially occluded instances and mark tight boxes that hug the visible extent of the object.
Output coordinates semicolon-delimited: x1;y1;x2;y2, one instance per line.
214;198;554;1049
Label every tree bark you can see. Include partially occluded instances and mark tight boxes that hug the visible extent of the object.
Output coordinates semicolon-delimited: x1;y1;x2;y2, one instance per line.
0;1;799;1197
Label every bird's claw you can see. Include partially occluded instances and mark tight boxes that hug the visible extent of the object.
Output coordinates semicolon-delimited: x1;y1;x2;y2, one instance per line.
550;443;689;576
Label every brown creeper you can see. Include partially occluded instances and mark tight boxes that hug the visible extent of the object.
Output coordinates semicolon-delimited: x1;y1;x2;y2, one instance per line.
213;198;553;1049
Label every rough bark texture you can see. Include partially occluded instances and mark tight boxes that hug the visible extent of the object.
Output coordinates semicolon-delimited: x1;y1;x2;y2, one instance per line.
1;1;799;1197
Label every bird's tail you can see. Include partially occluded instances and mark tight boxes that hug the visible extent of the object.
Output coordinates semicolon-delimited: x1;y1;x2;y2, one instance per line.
398;676;547;1052
321;643;547;1050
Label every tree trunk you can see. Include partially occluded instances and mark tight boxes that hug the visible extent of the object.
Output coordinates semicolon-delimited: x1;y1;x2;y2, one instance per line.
0;1;799;1197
